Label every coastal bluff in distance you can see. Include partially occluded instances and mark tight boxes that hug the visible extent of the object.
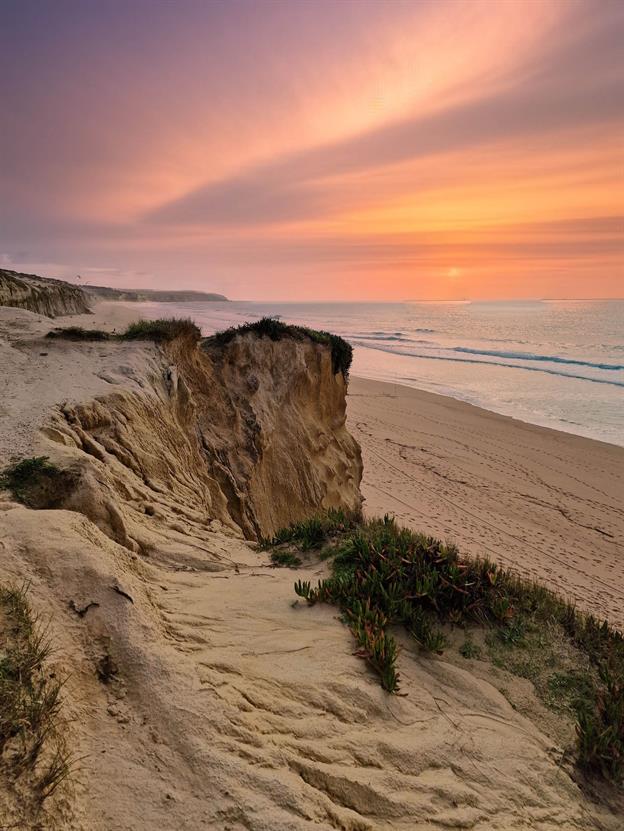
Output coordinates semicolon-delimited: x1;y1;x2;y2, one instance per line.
84;283;229;303
0;268;228;319
0;268;91;317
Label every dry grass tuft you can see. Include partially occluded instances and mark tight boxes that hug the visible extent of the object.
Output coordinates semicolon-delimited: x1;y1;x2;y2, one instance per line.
0;584;72;823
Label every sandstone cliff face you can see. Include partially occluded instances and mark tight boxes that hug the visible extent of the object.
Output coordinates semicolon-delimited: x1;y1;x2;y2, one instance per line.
0;269;91;317
40;331;362;554
184;332;362;537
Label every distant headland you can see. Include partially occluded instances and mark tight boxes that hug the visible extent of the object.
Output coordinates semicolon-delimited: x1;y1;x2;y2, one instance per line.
0;268;228;319
84;283;229;303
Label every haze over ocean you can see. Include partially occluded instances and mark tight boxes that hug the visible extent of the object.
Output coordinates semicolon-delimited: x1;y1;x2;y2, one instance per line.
114;298;624;446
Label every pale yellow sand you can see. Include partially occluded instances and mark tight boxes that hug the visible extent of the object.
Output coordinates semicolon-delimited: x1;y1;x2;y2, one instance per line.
0;302;153;464
1;304;622;827
347;376;624;630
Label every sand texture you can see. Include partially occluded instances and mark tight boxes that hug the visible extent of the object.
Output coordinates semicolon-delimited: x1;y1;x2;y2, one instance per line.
347;377;624;630
0;304;621;829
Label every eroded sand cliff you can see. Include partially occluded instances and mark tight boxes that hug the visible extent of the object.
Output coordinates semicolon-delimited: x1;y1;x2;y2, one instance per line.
0;270;91;318
0;308;619;830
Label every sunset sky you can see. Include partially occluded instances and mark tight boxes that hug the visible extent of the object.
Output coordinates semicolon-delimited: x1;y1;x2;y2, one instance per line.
1;0;622;300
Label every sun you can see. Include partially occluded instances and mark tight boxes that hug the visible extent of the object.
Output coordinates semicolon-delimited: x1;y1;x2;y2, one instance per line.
447;267;461;279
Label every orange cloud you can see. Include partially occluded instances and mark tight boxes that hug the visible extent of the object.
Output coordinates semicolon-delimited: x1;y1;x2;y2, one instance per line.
1;0;622;299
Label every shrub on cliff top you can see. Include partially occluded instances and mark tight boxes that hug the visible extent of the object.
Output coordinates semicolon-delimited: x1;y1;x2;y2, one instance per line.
46;318;201;343
46;326;111;341
205;317;353;378
121;318;201;342
266;512;624;784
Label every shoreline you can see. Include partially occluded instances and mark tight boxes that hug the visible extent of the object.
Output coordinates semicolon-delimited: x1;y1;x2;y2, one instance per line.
79;297;624;447
352;371;624;450
347;375;624;629
83;296;624;448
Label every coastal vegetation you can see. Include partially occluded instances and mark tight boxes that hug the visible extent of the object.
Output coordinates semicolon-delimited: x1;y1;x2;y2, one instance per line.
205;317;353;378
269;551;302;568
46;326;110;341
121;317;202;342
47;317;202;343
263;507;360;550
263;510;360;567
0;584;70;817
46;317;353;378
266;512;624;783
0;457;63;507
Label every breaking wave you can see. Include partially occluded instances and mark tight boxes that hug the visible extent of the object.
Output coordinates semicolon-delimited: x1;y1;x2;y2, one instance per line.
453;347;624;372
353;340;624;388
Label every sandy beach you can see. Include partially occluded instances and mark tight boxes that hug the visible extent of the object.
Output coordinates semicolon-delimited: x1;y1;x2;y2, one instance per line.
348;376;624;630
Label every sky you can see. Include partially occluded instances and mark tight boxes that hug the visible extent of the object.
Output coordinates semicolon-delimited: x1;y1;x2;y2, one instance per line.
1;0;622;301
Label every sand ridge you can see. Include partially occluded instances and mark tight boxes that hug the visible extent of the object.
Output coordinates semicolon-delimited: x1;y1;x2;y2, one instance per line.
0;302;153;465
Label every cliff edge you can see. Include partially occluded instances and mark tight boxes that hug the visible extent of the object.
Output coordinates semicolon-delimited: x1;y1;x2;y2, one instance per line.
32;324;362;558
0;269;91;317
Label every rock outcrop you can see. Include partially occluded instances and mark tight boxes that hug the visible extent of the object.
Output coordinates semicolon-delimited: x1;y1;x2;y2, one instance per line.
37;330;362;556
0;269;91;317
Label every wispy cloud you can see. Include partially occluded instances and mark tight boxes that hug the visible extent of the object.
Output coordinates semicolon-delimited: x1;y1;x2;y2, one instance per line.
0;0;621;298
147;2;623;228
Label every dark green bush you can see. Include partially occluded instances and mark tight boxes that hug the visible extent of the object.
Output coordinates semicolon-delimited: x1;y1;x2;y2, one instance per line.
121;318;201;342
263;507;360;551
459;639;482;660
205;317;353;378
0;457;62;506
46;319;202;343
46;326;110;341
270;551;302;568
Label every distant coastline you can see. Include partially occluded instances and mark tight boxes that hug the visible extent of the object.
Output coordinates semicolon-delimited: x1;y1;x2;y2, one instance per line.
0;268;228;315
84;284;229;302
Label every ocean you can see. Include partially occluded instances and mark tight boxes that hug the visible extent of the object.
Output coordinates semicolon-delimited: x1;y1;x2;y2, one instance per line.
123;298;624;447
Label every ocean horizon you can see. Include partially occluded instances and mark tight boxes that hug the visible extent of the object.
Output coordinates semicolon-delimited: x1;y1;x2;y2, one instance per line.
113;297;624;447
